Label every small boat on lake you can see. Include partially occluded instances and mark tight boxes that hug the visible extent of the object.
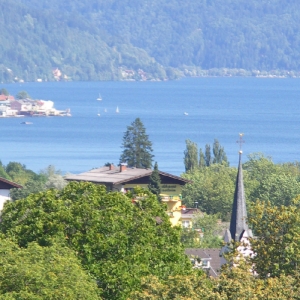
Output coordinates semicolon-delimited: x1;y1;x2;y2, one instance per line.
184;112;188;116
116;106;119;113
21;121;33;125
97;94;102;101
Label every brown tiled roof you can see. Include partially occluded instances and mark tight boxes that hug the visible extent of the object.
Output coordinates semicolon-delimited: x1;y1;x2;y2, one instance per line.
181;208;199;215
65;165;190;185
185;248;221;277
0;177;22;189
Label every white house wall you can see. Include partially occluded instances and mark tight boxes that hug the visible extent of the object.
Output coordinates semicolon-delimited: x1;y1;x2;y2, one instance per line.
0;189;11;210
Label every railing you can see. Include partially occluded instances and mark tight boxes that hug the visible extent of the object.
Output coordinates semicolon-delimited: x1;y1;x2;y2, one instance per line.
161;196;180;201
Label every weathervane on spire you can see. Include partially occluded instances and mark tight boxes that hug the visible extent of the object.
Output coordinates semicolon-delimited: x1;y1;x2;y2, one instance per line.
236;133;245;153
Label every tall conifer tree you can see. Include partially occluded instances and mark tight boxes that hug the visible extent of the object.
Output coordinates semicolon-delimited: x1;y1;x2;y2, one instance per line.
120;118;154;168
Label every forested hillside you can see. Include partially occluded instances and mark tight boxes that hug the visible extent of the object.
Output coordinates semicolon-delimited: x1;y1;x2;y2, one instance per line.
1;0;300;82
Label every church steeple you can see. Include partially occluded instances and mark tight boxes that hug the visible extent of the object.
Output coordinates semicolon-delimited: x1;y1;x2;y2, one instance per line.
220;134;253;266
229;149;251;241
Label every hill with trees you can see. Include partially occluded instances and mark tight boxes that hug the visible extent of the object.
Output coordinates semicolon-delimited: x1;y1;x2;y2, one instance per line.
1;0;300;83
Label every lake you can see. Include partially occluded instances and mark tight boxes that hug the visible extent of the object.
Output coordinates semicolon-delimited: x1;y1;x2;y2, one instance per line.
0;77;300;176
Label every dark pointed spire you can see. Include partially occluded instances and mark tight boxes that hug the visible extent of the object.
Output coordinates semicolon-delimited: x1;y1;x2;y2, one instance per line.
229;150;252;241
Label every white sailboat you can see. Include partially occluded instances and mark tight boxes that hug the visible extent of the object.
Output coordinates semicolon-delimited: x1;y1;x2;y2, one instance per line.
97;94;102;101
97;109;101;116
116;106;119;113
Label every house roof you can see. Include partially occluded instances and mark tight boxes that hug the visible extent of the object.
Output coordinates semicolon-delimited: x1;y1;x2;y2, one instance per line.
181;208;199;215
180;208;200;219
0;95;14;101
0;177;22;189
185;248;221;277
65;165;190;186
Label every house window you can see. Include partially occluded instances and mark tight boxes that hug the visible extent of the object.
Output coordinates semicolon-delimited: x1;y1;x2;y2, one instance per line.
201;260;210;268
182;220;190;228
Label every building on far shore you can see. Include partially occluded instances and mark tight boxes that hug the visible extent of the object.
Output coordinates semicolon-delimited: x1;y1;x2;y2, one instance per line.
65;163;191;226
0;177;22;210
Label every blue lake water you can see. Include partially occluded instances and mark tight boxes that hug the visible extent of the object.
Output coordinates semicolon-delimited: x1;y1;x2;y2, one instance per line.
1;77;300;175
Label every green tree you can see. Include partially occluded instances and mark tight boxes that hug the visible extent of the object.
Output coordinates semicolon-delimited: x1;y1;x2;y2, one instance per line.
192;212;223;247
120;118;154;168
5;162;37;185
16;90;31;99
248;198;300;278
0;182;191;299
0;161;11;180
0;239;99;299
182;164;236;220
243;153;300;206
40;165;67;190
0;88;9;96
204;144;211;167
199;148;206;168
10;179;45;201
130;273;218;300
184;139;198;172
212;139;228;165
180;213;223;248
148;162;161;201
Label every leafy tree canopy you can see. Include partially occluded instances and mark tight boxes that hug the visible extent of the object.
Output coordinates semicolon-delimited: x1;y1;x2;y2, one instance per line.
0;181;191;299
0;88;9;96
0;239;100;299
249;197;300;278
16;90;31;99
182;163;236;220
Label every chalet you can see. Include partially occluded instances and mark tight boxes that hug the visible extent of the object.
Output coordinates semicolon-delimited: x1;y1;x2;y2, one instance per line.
65;163;191;226
0;177;22;210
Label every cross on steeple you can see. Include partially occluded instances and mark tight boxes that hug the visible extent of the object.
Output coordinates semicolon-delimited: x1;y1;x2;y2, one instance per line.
236;133;245;152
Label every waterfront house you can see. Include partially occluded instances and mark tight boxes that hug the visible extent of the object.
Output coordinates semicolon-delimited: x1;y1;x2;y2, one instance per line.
10;99;33;114
0;95;15;101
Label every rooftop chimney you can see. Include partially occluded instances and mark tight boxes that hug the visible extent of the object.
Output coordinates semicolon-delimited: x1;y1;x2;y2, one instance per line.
120;163;127;172
109;164;115;170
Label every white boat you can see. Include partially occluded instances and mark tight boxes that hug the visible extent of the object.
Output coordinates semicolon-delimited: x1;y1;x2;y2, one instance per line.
104;108;107;113
184;112;188;116
97;109;100;116
97;94;102;101
21;121;33;125
116;106;119;113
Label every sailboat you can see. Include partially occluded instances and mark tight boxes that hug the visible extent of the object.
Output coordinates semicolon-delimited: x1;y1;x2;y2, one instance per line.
116;106;119;113
97;108;101;116
97;94;102;101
